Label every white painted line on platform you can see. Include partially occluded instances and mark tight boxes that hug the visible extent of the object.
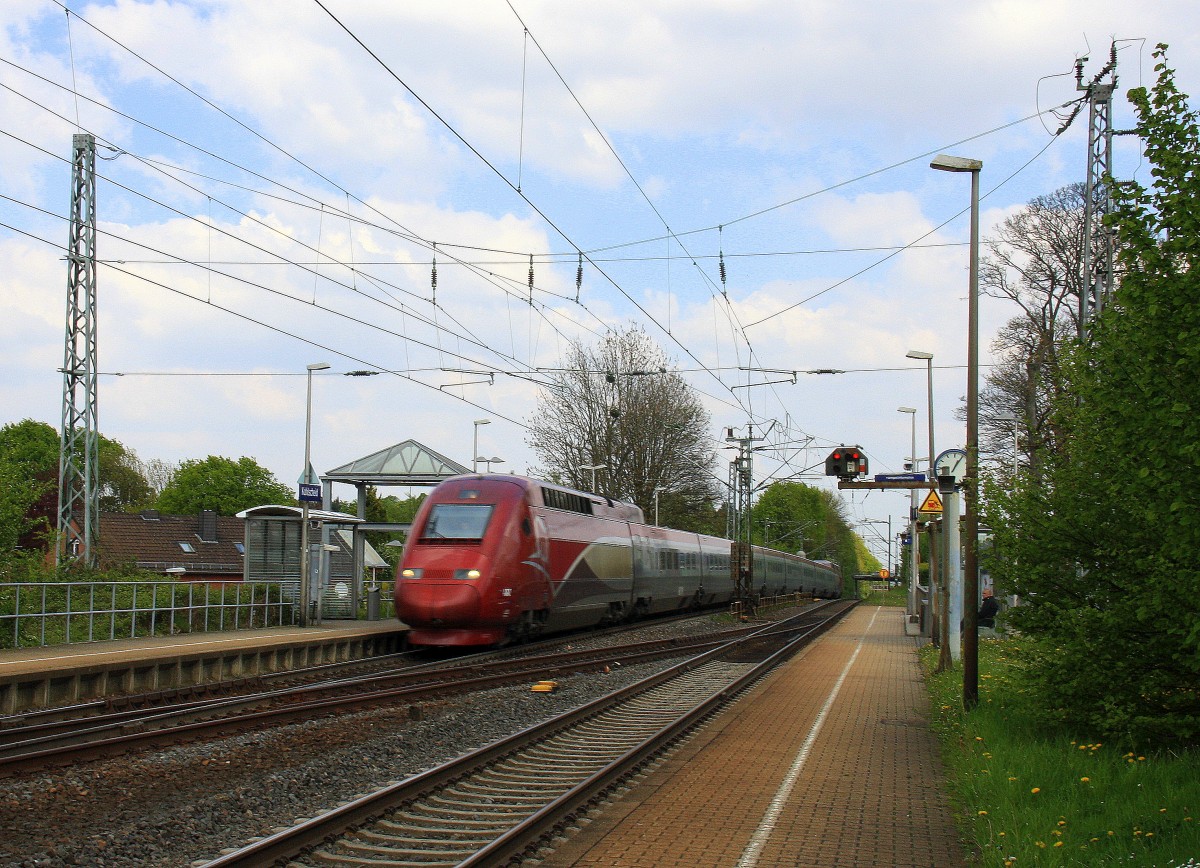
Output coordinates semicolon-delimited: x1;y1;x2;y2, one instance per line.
0;629;350;669
735;606;879;868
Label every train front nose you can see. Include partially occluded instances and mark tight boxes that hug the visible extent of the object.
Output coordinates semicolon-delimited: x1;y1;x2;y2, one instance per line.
399;581;482;626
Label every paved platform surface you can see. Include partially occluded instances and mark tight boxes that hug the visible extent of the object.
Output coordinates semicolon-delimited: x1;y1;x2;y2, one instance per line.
540;605;967;868
0;619;406;682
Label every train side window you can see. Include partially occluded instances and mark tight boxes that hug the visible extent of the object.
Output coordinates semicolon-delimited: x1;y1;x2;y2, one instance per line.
522;518;532;535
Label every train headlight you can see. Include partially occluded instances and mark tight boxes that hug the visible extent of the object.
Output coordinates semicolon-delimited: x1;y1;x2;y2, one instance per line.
453;569;482;580
400;568;423;579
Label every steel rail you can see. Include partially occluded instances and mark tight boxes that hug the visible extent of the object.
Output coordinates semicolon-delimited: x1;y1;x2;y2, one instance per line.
198;599;856;867
0;603;843;776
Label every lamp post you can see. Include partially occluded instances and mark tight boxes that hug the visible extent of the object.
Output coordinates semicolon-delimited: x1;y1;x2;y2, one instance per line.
654;487;664;526
472;419;490;473
898;406;919;615
858;518;893;578
300;361;330;628
931;152;983;710
906;350;936;481
579;464;606;492
907;349;935;632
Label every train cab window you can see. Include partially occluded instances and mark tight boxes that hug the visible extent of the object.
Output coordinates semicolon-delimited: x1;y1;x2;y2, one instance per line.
419;504;494;541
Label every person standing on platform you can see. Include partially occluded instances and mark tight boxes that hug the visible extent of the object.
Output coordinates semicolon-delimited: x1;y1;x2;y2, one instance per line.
978;588;1000;629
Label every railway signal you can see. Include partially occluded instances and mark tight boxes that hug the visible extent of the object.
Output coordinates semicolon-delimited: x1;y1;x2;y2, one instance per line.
825;446;868;480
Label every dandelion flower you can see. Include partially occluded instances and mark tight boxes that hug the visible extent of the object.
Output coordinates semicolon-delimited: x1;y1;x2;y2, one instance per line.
1031;787;1041;794
979;810;988;816
1054;841;1064;847
1080;777;1090;783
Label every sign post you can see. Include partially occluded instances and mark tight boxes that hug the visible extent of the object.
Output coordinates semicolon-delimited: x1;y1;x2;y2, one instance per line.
297;464;321;627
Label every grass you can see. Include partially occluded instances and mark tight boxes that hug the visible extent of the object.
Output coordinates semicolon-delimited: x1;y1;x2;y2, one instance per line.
921;635;1200;866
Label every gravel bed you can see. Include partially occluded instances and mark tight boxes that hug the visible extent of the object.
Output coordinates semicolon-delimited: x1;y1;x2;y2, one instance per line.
0;613;759;868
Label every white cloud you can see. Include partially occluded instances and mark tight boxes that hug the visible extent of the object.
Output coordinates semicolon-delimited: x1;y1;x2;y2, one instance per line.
2;0;1196;529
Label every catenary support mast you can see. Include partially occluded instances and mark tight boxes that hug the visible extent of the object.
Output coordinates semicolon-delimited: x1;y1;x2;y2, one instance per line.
57;133;100;567
1077;43;1118;336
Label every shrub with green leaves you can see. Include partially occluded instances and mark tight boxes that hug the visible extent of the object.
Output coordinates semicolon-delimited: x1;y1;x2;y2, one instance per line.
985;46;1200;746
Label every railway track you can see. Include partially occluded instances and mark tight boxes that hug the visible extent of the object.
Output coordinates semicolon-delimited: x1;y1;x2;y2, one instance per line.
0;603;843;776
200;598;856;867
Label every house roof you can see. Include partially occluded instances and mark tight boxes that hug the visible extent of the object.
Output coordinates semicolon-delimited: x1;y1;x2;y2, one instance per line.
235;505;363;522
98;510;244;575
322;439;470;486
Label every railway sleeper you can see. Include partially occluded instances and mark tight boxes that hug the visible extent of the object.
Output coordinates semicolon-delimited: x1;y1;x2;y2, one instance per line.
375;816;511;834
471;770;573;788
499;756;605;776
433;789;551;810
521;744;632;760
453;780;568;799
404;799;533;819
362;823;500;843
309;845;461;867
334;836;489;856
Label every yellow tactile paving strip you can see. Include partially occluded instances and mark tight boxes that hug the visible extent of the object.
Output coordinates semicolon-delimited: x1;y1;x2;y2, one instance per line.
539;606;968;867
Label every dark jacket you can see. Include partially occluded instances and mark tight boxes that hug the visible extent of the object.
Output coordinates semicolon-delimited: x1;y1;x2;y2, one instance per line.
978;595;1000;628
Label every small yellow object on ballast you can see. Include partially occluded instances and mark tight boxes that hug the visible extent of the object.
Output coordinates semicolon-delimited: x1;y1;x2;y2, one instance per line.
530;681;559;693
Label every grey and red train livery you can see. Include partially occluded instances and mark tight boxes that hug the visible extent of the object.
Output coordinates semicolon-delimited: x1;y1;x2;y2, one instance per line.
395;474;841;647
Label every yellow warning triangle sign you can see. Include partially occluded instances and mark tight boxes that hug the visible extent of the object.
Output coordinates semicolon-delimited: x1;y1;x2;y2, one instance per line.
918;489;943;514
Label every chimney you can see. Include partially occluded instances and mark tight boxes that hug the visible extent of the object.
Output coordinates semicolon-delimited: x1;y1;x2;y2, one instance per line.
198;509;218;542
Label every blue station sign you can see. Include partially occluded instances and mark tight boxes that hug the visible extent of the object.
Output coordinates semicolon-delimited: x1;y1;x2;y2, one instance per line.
298;483;323;503
874;473;927;483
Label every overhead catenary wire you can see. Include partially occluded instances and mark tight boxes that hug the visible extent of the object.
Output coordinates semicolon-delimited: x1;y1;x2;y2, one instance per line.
8;4;1080;494
309;0;757;418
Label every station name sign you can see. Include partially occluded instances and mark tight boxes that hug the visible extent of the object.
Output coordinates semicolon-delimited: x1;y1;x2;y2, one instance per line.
874;473;927;483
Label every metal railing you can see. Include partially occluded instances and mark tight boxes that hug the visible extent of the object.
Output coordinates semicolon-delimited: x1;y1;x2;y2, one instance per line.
0;580;299;649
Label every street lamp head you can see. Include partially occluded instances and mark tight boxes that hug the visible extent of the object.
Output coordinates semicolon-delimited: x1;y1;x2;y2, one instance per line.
307;362;331;372
996;411;1017;422
906;350;933;360
898;406;916;414
930;154;983;173
474;419;490;426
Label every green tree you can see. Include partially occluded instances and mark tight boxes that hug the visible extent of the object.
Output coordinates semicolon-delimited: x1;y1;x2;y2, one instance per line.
986;46;1200;745
0;419;156;549
751;481;864;592
98;438;154;512
156;455;293;516
0;419;62;551
332;488;426;566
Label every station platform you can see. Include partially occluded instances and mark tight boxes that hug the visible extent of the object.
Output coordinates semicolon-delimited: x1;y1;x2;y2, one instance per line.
540;605;968;868
0;619;406;715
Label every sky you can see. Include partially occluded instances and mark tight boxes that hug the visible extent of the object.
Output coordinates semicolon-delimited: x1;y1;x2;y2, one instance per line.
2;0;1197;567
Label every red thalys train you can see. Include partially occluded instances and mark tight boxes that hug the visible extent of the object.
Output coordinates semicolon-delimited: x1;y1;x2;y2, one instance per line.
395;474;842;647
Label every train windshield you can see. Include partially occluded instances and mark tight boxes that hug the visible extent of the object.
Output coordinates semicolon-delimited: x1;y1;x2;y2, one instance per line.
419;503;494;541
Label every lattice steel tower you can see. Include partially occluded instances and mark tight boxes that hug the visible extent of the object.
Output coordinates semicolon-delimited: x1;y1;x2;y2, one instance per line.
57;133;99;567
725;425;762;606
1077;44;1118;335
